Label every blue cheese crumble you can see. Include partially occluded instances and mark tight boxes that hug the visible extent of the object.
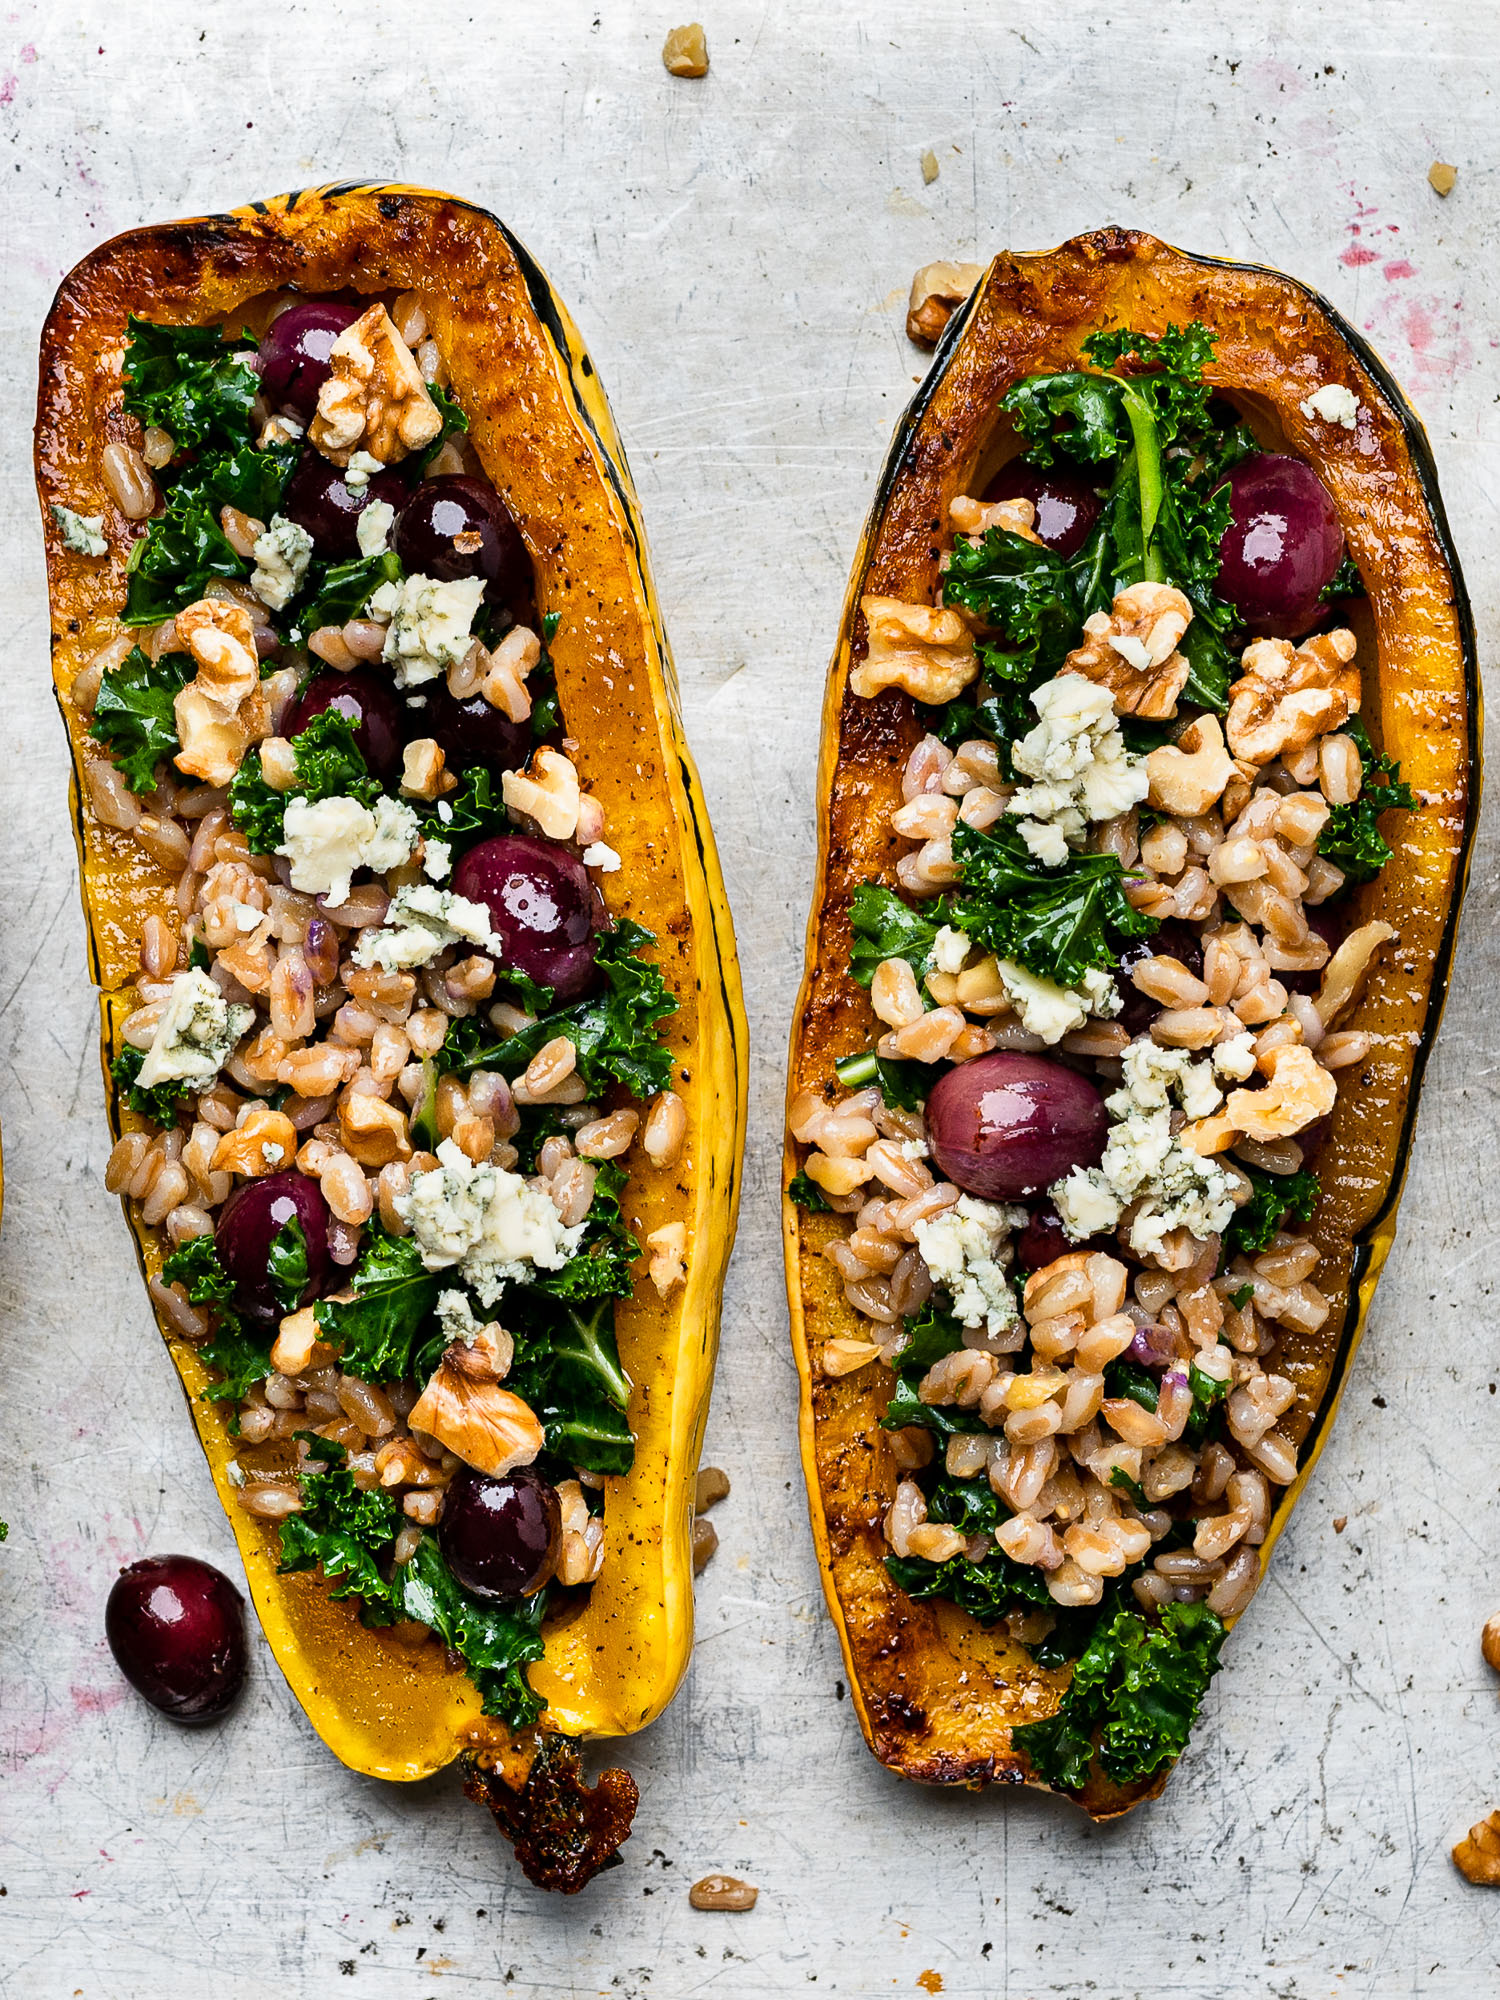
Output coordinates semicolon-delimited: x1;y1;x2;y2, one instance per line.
398;1139;586;1308
278;793;419;906
1051;1038;1236;1257
369;573;486;688
52;505;108;557
1006;673;1149;865
998;960;1122;1044
913;1195;1028;1340
136;968;255;1091
250;515;315;613
350;882;504;972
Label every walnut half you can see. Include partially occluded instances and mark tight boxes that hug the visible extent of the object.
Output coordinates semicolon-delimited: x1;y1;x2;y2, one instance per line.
1226;628;1360;765
852;596;977;705
1062;581;1194;718
309;303;443;467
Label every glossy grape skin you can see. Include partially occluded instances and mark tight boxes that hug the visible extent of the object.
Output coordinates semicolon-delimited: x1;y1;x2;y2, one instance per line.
280;449;410;562
452;836;599;1001
281;670;407;782
1215;454;1346;639
1115;922;1205;1038
407;677;532;777
214;1171;331;1327
1014;1204;1073;1273
105;1556;247;1723
925;1053;1109;1201
983;461;1102;559
258;301;363;417
394;476;535;626
439;1467;561;1600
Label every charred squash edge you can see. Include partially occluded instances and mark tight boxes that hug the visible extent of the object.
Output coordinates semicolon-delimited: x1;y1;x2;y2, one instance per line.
783;227;1480;1818
36;182;748;1785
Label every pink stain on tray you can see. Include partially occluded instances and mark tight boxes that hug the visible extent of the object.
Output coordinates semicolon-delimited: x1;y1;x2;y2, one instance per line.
1337;192;1470;394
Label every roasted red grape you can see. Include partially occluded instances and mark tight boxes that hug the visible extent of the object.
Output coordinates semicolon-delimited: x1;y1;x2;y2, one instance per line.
408;676;531;776
105;1555;247;1722
983;461;1102;559
281;669;406;781
1215;454;1345;639
439;1467;561;1600
452;836;599;1001
257;300;363;417
925;1053;1108;1201
279;449;409;562
214;1170;330;1327
394;476;534;626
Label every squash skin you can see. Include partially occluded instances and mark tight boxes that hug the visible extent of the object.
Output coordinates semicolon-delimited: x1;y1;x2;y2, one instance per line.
783;228;1480;1817
36;183;748;1782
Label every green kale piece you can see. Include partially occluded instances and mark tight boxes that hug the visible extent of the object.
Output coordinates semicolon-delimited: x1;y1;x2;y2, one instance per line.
787;1170;831;1213
507;1290;635;1477
161;1234;235;1304
229;708;382;852
952;818;1157;990
313;1222;444;1385
879;1306;988;1439
436;920;677;1099
109;1045;191;1125
121;316;260;451
88;645;192;793
288;550;401;641
198;1314;274;1404
1316;716;1417;885
1223;1164;1321;1256
413;382;470;475
1013;1600;1227;1789
267;1216;309;1317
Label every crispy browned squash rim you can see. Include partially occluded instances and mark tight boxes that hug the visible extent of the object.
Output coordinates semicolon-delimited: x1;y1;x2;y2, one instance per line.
783;225;1480;1817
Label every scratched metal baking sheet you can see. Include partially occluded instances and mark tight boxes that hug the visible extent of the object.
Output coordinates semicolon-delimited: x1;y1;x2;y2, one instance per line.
1;1;1496;1993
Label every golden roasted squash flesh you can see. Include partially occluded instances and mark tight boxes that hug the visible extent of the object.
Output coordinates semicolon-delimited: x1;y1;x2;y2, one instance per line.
783;229;1477;1816
36;186;747;1855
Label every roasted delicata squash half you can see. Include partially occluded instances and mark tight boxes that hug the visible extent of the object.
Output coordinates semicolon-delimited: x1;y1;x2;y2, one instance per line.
37;182;746;1890
784;228;1476;1817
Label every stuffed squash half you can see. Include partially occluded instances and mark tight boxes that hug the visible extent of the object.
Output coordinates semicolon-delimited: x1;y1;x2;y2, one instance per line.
784;228;1476;1816
37;183;746;1889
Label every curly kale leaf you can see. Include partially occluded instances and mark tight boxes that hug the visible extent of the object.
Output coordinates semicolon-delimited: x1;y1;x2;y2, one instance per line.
288;550;401;642
313;1222;443;1385
1316;717;1417;885
89;645;192;793
229;708;382;852
121;316;260;452
436;919;677;1099
109;1044;191;1124
952;818;1157;989
278;1465;547;1724
879;1306;988;1439
941;529;1080;675
1223;1163;1321;1256
267;1216;310;1317
1320;551;1366;604
161;1234;235;1304
198;1314;274;1404
1014;1600;1227;1790
528;1160;639;1305
413;382;470;476
846;883;956;990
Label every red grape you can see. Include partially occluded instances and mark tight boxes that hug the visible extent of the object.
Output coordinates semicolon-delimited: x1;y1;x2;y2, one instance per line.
281;670;406;781
215;1171;330;1327
983;461;1102;558
439;1467;561;1600
452;836;600;1001
258;300;362;417
925;1053;1108;1200
1215;454;1345;639
105;1555;246;1723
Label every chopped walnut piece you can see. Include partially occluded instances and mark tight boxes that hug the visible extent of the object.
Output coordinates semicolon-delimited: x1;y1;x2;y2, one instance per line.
1314;919;1395;1026
309;302;443;467
1225;1043;1337;1141
852;596;977;705
948;493;1042;543
1062;581;1194;717
408;1364;544;1478
211;1108;299;1179
339;1091;414;1168
502;745;582;841
647;1220;688;1295
445;1319;515;1382
1145;713;1237;818
1226;628;1360;764
1454;1812;1500;1886
400;736;456;801
690;1874;759;1912
662;22;709;75
906;261;986;346
172;597;268;785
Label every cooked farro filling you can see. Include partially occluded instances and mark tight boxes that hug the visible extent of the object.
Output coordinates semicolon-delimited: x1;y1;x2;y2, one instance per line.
81;296;685;1729
790;325;1412;1788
